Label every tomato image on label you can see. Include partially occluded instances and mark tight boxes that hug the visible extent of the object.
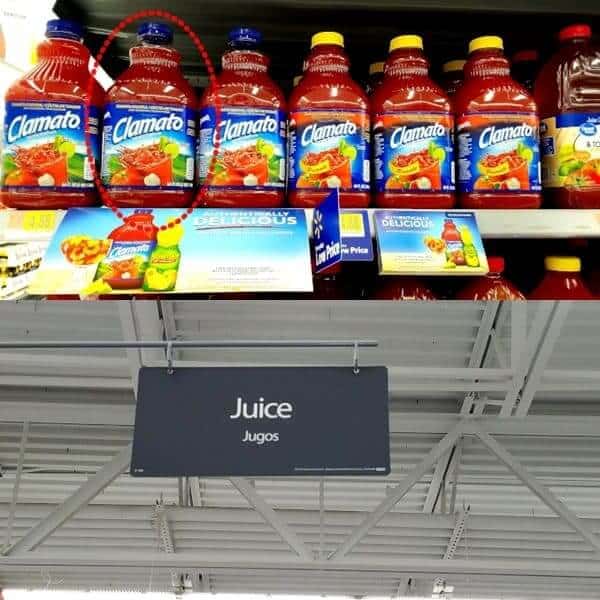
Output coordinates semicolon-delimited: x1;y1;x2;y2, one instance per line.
474;144;534;191
297;139;357;189
387;145;447;190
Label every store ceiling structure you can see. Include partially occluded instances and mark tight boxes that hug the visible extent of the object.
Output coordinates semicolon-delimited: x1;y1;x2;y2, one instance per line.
0;300;599;597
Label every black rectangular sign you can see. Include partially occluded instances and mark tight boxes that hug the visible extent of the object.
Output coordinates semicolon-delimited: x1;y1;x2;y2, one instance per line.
131;366;389;477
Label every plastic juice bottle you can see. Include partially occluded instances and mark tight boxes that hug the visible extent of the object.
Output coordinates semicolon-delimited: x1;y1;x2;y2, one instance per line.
529;256;593;299
372;276;436;300
460;225;480;267
94;210;158;291
288;32;370;208
198;27;286;207
455;36;542;209
441;60;466;97
143;224;183;292
535;25;600;208
101;23;197;208
441;218;465;266
372;35;455;209
0;19;102;209
366;62;384;94
511;50;540;92
456;256;525;300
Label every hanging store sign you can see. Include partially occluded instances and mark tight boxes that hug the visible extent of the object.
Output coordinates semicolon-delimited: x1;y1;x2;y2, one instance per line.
29;207;313;296
131;366;390;477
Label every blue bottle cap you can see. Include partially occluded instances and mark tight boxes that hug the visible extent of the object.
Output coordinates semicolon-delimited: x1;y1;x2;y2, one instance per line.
137;22;173;45
228;27;262;49
45;19;83;41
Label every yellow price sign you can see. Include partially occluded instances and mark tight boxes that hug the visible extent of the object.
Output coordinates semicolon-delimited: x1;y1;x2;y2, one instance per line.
340;212;365;238
21;211;58;233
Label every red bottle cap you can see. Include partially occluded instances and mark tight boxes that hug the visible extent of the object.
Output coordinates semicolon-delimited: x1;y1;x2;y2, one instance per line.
512;49;539;63
559;24;592;42
487;257;505;274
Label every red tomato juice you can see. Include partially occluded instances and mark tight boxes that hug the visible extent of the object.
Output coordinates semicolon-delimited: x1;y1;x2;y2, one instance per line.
198;28;286;207
101;23;197;208
1;19;103;209
455;36;542;209
288;32;370;208
371;35;455;208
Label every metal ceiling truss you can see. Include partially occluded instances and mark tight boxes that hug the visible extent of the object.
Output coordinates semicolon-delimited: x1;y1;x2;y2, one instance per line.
1;301;600;595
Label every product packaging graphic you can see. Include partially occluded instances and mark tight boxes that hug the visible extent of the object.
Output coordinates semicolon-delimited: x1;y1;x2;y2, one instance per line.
101;103;196;190
288;109;370;191
375;210;488;275
373;112;455;192
457;113;541;193
2;101;99;191
198;106;286;190
30;208;313;295
540;113;600;189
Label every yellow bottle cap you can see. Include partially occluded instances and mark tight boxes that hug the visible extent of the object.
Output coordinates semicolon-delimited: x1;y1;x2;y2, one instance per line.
442;59;466;73
469;36;504;54
545;256;581;272
369;61;385;75
389;35;423;52
311;32;344;48
157;224;184;247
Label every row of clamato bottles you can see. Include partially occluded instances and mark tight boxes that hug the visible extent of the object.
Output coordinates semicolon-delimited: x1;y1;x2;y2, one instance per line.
2;21;599;210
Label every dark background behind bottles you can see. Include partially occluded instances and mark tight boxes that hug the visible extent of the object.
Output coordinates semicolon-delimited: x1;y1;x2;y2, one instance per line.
56;0;600;92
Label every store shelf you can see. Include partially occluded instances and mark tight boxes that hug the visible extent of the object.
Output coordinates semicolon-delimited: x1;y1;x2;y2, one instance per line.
2;208;599;245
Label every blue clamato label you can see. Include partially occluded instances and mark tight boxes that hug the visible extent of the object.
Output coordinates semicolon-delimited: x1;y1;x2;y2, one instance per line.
101;102;196;190
373;112;455;193
1;101;99;190
197;106;286;189
287;109;370;192
457;113;541;193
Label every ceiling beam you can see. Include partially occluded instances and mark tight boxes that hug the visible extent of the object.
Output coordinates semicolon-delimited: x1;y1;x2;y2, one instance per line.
515;302;572;417
2;552;600;579
4;445;132;556
230;478;313;561
329;424;464;561
475;430;600;556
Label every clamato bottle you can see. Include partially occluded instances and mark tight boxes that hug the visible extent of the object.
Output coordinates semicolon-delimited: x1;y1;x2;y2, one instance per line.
536;24;600;208
101;22;197;207
441;60;466;97
288;32;370;208
529;256;593;300
372;35;455;208
198;27;286;207
1;19;102;208
455;36;542;208
455;256;525;300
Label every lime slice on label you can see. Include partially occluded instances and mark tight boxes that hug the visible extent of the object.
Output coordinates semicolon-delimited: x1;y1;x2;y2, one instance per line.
58;141;76;158
163;143;180;158
519;147;534;163
257;139;274;158
340;144;357;161
430;147;446;163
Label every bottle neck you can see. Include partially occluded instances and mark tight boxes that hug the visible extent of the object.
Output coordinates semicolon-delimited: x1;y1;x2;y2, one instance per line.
384;48;429;79
304;44;350;75
465;48;510;79
128;44;182;76
33;37;89;78
221;49;269;74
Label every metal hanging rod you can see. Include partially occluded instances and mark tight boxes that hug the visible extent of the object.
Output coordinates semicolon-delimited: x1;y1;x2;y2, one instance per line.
0;340;378;350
